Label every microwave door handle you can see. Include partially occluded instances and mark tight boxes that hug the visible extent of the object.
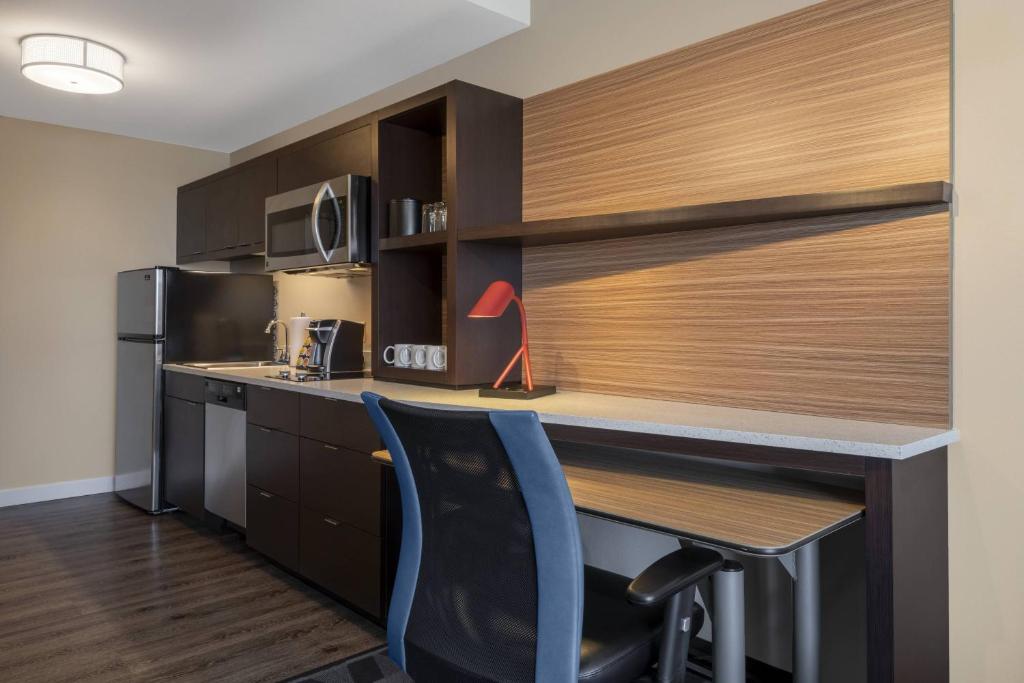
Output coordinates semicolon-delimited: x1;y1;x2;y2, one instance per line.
310;182;341;263
329;192;343;254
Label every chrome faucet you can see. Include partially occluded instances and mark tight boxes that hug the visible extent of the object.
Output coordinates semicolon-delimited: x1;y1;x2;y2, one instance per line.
265;319;289;364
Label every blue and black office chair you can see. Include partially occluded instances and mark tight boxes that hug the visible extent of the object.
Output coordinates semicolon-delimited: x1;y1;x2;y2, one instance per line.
362;392;724;683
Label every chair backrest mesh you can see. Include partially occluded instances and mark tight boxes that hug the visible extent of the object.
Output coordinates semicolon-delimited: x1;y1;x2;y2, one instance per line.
380;399;538;683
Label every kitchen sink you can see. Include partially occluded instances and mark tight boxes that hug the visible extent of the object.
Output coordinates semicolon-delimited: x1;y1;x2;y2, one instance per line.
182;361;284;370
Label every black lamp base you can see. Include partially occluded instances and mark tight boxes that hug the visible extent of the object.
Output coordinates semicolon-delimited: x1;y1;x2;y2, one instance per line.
478;384;556;400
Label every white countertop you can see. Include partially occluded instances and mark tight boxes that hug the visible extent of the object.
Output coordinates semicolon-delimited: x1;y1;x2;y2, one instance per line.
164;364;958;460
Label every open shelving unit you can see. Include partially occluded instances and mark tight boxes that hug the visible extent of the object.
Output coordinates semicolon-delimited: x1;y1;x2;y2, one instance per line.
458;182;952;247
372;82;523;388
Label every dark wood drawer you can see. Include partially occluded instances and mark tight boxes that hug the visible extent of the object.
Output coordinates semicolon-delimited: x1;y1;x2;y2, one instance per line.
247;425;299;501
300;395;380;453
247;385;299;434
300;507;381;618
246;485;299;571
165;372;205;403
300;438;381;536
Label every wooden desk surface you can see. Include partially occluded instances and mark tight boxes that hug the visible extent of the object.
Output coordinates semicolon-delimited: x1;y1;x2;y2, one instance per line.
372;445;864;555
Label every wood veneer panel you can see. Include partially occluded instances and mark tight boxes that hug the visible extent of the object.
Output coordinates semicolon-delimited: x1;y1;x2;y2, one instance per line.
370;446;864;554
518;0;951;426
523;206;951;427
522;0;950;221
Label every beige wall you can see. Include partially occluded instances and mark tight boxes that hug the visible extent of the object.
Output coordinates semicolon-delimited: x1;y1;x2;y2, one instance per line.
232;0;819;164
950;1;1024;679
0;117;227;491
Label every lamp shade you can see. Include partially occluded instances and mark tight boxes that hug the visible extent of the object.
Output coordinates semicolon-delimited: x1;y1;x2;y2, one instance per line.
21;34;125;94
468;280;516;318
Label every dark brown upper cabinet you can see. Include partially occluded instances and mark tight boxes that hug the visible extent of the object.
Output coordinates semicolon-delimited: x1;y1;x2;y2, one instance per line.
276;124;373;193
204;172;239;253
176;155;276;264
236;160;277;248
176;185;206;261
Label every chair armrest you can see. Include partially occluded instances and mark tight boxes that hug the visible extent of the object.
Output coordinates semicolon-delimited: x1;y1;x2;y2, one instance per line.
626;547;723;606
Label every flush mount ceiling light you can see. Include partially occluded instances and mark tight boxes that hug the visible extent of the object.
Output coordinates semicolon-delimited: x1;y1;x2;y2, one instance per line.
20;34;125;94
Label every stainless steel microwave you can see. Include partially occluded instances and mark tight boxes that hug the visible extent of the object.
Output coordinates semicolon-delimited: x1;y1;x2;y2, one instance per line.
264;174;370;276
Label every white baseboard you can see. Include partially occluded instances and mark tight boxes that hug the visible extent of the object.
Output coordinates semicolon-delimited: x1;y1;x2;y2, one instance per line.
0;476;115;508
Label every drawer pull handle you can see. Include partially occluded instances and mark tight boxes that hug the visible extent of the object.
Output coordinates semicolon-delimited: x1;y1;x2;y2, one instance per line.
258;491;273;499
324;444;339;451
323;517;340;527
259;387;272;392
259;427;271;433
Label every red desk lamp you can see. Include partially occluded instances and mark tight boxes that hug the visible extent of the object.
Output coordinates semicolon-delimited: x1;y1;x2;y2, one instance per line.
468;280;555;399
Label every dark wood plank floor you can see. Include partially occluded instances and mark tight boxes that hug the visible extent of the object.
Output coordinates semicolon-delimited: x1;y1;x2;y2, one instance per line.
0;494;384;683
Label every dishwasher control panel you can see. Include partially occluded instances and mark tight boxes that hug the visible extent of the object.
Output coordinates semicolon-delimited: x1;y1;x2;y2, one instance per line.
205;379;246;410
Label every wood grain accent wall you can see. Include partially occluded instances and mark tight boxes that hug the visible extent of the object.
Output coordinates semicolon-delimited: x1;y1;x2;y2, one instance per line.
523;0;950;221
520;0;951;427
524;208;950;427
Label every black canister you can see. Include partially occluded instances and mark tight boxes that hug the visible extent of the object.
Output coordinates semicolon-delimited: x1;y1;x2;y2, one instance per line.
388;198;422;237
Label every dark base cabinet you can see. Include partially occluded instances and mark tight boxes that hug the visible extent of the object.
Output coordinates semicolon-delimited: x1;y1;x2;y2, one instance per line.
243;386;387;622
163;373;206;518
300;508;382;618
163;397;205;517
383;466;402;616
246;485;299;572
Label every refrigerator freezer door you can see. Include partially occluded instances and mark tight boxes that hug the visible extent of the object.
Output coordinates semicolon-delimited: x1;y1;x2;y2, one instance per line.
117;268;165;339
114;339;163;512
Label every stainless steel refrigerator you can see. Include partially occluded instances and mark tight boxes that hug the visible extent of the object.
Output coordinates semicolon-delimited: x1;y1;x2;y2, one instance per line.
114;267;273;513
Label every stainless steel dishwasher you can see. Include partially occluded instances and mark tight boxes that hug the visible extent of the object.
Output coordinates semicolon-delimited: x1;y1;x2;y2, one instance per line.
204;379;247;527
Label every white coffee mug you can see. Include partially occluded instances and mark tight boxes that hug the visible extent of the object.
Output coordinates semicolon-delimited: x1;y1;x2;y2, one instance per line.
426;345;447;371
411;344;429;370
384;344;413;368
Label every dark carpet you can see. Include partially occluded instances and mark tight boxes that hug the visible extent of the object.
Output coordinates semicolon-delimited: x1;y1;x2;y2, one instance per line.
285;647;412;683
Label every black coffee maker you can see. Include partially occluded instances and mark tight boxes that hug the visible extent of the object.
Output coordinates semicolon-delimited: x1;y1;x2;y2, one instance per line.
304;319;364;379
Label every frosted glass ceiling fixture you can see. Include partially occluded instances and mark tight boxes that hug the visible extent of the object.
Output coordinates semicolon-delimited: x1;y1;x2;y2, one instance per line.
20;34;125;94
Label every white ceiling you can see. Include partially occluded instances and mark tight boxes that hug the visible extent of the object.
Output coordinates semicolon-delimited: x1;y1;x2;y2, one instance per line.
0;0;529;151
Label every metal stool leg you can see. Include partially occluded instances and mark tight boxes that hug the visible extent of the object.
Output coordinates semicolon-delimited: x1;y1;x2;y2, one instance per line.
712;560;745;683
793;541;820;683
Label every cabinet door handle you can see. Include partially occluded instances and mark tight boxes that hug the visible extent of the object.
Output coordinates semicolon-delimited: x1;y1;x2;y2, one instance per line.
258;427;271;433
258;491;273;499
323;517;340;527
259;386;272;392
323;444;339;451
184;400;201;407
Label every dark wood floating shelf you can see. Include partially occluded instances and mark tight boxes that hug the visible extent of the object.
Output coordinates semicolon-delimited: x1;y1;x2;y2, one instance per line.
458;181;953;247
373;365;450;384
379;231;448;252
